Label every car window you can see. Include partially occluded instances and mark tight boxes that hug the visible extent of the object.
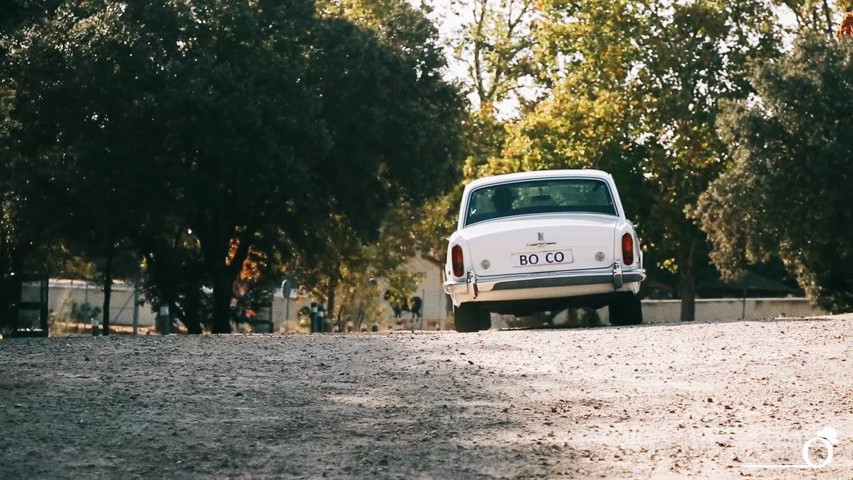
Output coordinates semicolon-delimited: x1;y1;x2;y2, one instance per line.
465;178;617;226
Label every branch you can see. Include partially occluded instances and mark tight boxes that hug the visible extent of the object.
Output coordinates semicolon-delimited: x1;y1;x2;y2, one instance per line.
821;0;834;37
472;0;489;105
226;226;256;279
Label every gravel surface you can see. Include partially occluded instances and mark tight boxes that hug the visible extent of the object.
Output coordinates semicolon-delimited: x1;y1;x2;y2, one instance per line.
1;317;851;479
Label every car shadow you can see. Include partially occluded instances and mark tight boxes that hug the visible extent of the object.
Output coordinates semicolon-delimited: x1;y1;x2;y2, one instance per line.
497;314;843;331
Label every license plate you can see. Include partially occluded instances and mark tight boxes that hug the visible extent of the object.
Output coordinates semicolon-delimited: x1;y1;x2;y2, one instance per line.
511;250;573;267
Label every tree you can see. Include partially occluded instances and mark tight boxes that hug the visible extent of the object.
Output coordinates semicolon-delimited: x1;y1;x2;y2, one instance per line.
482;0;783;321
840;12;853;37
3;1;324;333
137;218;208;334
4;0;464;333
629;0;781;321
25;2;155;335
284;0;464;321
285;206;421;330
773;0;853;36
363;0;543;269
1;0;82;329
314;0;465;212
443;0;542;114
696;34;853;312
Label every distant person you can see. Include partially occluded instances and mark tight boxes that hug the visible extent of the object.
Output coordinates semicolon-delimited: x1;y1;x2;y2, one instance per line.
410;296;423;319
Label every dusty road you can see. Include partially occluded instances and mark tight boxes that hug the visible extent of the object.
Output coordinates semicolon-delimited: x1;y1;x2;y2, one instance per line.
1;317;851;479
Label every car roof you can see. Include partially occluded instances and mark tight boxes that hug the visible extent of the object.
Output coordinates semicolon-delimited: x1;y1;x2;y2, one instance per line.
464;169;613;190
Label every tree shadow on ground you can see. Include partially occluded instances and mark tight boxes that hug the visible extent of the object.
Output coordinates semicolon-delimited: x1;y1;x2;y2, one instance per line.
0;334;610;479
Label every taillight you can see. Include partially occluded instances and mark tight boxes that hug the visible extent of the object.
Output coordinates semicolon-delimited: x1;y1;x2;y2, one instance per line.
451;245;464;277
622;233;634;266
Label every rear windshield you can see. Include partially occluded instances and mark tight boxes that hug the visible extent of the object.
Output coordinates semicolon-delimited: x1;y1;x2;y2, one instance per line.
464;178;617;226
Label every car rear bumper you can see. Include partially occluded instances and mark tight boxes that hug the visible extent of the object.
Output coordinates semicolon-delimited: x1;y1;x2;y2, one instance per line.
444;263;645;305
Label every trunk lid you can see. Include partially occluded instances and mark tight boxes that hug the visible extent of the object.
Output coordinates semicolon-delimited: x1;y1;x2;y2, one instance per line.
462;215;618;276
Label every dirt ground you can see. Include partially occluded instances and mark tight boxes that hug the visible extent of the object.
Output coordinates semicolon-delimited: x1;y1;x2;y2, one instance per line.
1;316;850;479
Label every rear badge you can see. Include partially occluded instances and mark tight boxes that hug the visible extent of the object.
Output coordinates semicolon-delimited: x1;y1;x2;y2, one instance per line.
595;251;606;262
537;232;544;241
480;259;491;270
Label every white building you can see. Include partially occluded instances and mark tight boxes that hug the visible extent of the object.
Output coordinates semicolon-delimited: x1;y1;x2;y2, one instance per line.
397;253;450;329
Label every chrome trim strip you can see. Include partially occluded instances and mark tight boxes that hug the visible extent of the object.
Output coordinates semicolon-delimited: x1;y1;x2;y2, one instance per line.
444;267;646;294
491;270;645;291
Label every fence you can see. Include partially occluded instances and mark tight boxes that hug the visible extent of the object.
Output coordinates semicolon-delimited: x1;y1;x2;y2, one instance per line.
44;280;156;327
32;280;829;332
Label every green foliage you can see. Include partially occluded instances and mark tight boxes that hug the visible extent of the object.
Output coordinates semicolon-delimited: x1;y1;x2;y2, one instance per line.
1;0;464;332
0;1;65;35
334;275;385;332
52;293;102;324
49;293;102;335
315;0;465;212
697;35;853;312
70;301;102;324
628;1;780;303
420;0;541;253
279;1;464;321
137;222;209;333
497;82;632;174
408;0;542;256
447;0;541;113
3;1;327;332
285;202;424;322
471;0;781;319
384;267;419;310
411;188;463;261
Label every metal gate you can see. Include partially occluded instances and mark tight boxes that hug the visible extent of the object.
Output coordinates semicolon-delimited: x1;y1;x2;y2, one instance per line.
2;273;49;337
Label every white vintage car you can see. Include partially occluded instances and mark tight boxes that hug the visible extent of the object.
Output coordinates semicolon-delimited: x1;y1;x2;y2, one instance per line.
444;169;645;332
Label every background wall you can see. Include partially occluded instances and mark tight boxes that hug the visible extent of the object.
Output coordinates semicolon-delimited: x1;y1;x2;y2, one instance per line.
34;281;827;332
43;280;156;327
492;297;827;329
639;298;825;324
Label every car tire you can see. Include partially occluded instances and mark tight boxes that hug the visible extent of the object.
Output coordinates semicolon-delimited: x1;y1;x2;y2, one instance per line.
454;304;482;332
609;293;643;326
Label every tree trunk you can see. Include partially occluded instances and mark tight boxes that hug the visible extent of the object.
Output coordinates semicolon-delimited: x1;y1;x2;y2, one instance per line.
0;233;7;329
821;0;834;36
326;265;339;324
0;249;26;332
199;224;254;334
0;244;9;331
679;241;698;322
679;272;696;322
211;270;232;333
183;284;203;334
101;247;114;336
0;278;9;332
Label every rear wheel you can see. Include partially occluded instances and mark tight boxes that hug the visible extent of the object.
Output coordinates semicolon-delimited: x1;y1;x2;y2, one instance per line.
454;304;487;332
609;293;643;326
